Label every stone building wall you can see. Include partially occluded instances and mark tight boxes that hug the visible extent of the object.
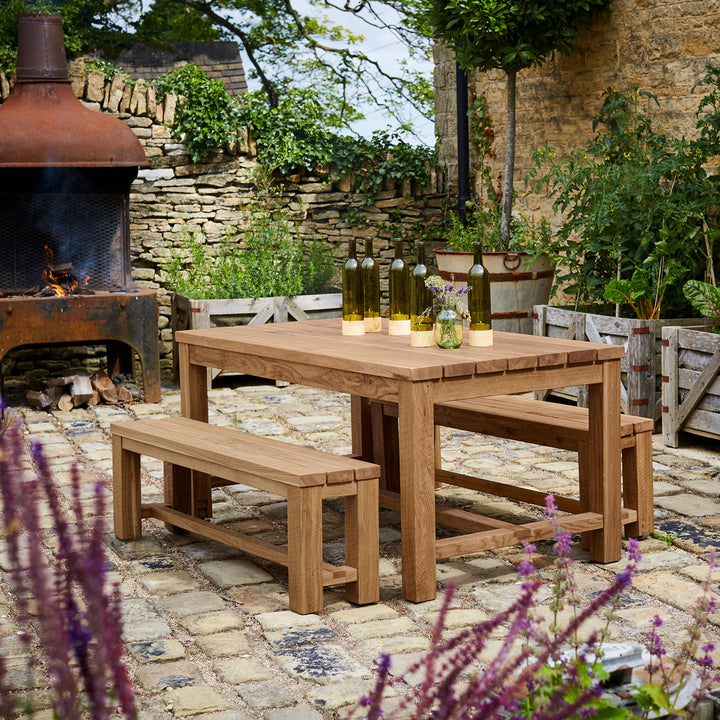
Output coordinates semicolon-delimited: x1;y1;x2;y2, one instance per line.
435;0;720;223
0;63;444;382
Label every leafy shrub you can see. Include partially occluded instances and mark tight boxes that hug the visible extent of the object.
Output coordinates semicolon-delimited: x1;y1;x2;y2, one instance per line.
166;202;337;300
151;70;436;193
528;82;719;319
439;198;554;259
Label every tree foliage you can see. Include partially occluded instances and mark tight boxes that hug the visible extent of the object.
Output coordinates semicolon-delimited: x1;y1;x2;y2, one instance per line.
422;0;613;247
0;0;434;141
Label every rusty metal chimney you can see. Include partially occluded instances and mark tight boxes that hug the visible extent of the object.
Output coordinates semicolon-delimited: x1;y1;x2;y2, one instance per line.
15;13;68;81
0;14;148;167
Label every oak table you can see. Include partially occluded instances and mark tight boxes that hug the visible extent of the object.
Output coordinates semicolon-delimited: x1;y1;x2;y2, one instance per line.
175;318;625;604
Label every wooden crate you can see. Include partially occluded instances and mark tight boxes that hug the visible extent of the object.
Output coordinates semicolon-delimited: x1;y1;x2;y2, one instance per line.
661;324;720;447
171;292;342;382
533;305;707;420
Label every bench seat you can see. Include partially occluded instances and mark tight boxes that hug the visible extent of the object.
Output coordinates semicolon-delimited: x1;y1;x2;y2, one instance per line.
111;416;380;614
379;394;654;541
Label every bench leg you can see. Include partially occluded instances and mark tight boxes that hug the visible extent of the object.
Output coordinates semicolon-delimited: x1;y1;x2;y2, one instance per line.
345;478;380;606
286;485;323;615
621;432;654;538
577;441;592;550
112;436;142;540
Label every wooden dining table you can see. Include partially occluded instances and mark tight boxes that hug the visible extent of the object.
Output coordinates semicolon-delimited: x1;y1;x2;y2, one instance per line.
175;318;625;603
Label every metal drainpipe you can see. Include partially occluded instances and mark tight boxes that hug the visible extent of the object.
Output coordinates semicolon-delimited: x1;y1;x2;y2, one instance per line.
456;62;470;227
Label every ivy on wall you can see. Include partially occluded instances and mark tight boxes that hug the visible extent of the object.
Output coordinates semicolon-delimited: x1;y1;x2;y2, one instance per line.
154;63;436;195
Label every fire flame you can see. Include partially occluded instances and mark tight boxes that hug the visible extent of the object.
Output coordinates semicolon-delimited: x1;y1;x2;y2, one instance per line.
42;245;79;296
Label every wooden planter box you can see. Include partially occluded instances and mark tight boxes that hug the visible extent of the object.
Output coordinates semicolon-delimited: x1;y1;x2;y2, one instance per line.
533;305;708;420
171;292;342;383
661;324;720;446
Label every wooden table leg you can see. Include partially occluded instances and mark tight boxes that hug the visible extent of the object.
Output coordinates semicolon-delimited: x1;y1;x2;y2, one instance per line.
397;381;437;602
350;395;373;460
586;358;622;563
177;342;212;519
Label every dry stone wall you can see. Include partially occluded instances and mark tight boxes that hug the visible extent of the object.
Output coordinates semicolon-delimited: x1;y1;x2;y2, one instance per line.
435;0;720;223
0;62;445;380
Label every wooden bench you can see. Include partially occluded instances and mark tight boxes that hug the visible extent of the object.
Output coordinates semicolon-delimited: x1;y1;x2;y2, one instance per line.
378;394;654;541
111;416;380;614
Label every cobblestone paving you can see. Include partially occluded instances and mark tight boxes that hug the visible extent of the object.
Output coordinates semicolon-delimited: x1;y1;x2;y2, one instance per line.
2;379;720;719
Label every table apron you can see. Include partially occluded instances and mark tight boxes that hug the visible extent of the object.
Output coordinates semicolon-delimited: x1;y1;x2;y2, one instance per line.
431;363;605;402
183;344;400;400
183;344;606;403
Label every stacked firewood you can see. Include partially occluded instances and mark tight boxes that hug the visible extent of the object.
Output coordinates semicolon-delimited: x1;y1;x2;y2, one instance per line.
26;369;133;411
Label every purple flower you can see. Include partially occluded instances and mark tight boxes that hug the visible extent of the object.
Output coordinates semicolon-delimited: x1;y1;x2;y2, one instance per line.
0;420;137;720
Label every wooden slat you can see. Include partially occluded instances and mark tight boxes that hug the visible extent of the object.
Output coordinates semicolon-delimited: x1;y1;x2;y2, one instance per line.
435;512;606;558
435;468;583;512
676;348;720;426
142;503;357;586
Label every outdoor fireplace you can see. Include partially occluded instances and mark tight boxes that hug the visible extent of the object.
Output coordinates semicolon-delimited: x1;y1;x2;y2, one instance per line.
0;14;160;402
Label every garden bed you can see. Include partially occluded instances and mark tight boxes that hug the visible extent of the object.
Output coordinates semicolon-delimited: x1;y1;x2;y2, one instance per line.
661;324;720;446
533;305;708;420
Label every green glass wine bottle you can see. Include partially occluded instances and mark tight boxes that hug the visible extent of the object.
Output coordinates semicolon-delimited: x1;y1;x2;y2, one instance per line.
361;238;381;332
388;239;410;335
467;241;493;346
410;241;434;346
342;238;364;335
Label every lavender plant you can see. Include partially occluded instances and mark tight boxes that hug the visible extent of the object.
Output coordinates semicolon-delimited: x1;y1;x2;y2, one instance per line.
353;495;720;720
0;420;136;719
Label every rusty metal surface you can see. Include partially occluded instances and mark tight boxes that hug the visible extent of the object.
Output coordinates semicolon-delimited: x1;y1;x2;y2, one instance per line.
0;15;148;168
0;290;161;403
15;14;67;81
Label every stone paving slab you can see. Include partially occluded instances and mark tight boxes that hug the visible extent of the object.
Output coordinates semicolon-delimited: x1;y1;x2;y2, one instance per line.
2;379;720;719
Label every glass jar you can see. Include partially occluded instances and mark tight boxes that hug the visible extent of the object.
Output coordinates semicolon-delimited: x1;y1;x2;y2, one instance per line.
435;305;463;348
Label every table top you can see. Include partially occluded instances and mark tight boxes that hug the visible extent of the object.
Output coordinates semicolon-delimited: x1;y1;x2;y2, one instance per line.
175;318;624;382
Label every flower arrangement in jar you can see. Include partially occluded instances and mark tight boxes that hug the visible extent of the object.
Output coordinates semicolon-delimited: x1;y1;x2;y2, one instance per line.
423;275;472;348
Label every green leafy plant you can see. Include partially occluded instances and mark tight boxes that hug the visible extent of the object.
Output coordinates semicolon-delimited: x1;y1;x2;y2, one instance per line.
528;84;719;319
683;280;720;331
442;199;555;260
166;186;337;300
651;530;676;547
85;58;130;82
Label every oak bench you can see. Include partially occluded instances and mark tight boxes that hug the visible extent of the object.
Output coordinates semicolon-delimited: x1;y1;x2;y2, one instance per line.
378;394;654;541
111;416;380;614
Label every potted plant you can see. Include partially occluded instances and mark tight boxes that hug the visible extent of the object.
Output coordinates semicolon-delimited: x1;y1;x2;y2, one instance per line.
434;200;557;335
168;189;340;381
661;279;720;446
529;78;720;420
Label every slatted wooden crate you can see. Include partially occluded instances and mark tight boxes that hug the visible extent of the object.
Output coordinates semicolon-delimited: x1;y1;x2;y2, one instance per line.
661;324;720;447
171;292;342;382
533;305;707;420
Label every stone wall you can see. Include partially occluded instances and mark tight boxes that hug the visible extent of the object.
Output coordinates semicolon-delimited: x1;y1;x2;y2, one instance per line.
0;63;445;382
435;0;720;223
